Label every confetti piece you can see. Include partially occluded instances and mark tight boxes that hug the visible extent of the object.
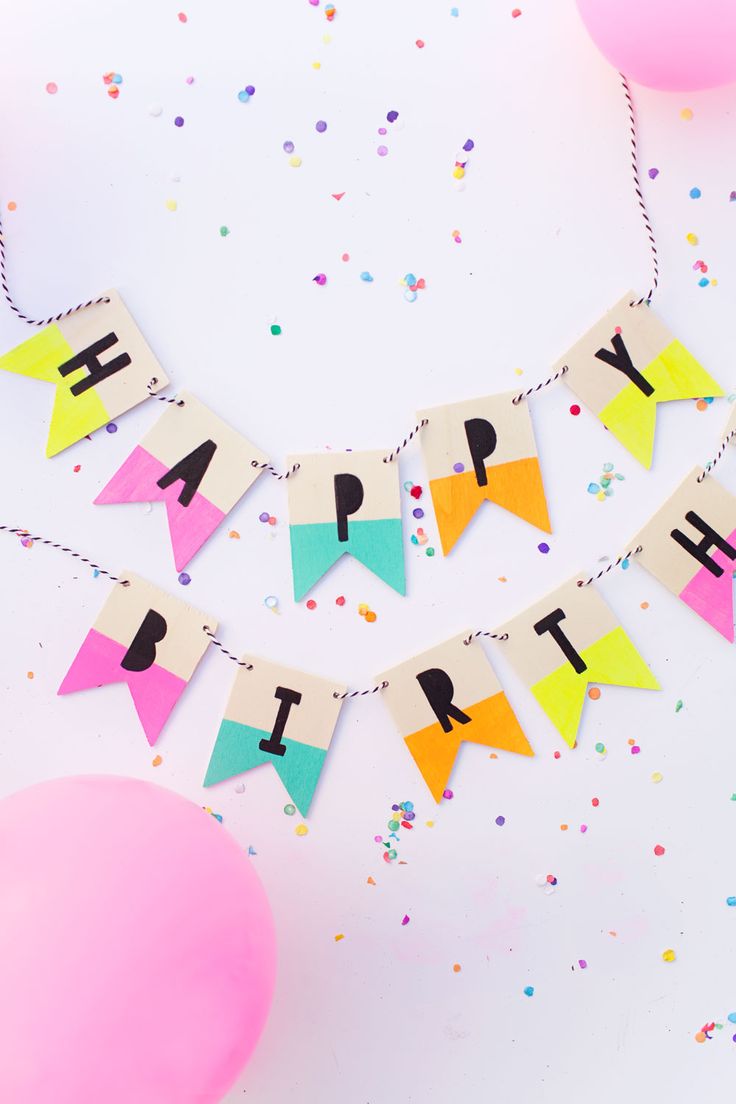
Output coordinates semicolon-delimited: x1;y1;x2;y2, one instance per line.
289;155;302;168
681;108;693;121
538;542;550;554
651;772;663;783
523;985;534;996
359;271;374;282
178;572;191;586
675;700;684;713
367;876;376;885
588;687;601;701
578;959;588;969
648;167;659;179
306;599;317;610
295;824;308;837
313;273;327;285
334;933;344;941
495;815;505;826
152;755;162;767
727;897;736;907
284;804;296;816
690;187;702;199
401;914;410;925
442;788;454;800
46;82;58;94
654;844;665;856
332;192;345;201
177;11;187;22
415;39;425;48
662;948;676;962
7;201;16;212
270;324;282;336
165;199;177;212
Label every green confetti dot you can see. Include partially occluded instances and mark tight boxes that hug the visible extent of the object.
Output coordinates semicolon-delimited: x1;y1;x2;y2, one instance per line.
283;803;296;816
426;547;435;557
675;699;684;713
219;225;230;237
270;324;282;336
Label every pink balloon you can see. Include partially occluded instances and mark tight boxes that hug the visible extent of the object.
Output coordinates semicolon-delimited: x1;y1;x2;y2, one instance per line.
0;776;276;1103
576;0;736;91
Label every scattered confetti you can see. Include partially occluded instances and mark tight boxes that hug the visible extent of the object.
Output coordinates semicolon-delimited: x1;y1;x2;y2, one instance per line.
680;107;693;121
654;844;665;857
689;187;702;199
174;116;184;127
495;815;505;826
284;804;296;816
270;324;282;336
675;699;684;713
453;962;462;972
313;273;327;285
306;599;317;610
45;82;58;95
295;824;309;837
178;572;191;586
401;914;411;925
648;167;659;179
538;542;550;554
152;755;162;767
334;933;344;941
523;985;534;997
662;948;676;962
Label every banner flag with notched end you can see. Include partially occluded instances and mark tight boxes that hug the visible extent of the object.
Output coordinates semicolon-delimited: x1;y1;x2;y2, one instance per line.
500;578;659;748
417;391;551;556
0;290;168;456
378;632;533;802
58;572;215;746
94;392;268;571
556;291;723;468
204;656;345;816
287;450;405;600
634;467;736;640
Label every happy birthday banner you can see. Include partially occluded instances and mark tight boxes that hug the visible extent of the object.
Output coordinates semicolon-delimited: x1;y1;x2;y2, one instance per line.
3;284;736;812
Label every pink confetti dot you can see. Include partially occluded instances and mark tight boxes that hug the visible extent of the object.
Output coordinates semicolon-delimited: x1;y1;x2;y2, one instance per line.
377;145;388;157
654;844;665;856
401;914;410;925
178;11;188;21
569;404;581;416
415;39;425;48
306;599;317;610
46;82;58;95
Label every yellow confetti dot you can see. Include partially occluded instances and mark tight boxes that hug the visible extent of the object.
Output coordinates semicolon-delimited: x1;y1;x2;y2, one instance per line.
596;491;606;501
662;948;676;962
312;61;321;70
452;963;462;973
680;107;693;121
357;603;369;616
334;933;345;942
452;166;465;179
295;823;308;836
686;233;698;245
651;772;663;783
152;754;162;767
514;368;523;376
288;155;302;168
26;671;34;680
165;199;177;211
711;278;718;286
322;33;332;43
425;820;434;827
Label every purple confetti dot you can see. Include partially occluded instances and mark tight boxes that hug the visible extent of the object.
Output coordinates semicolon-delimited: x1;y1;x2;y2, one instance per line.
453;462;465;473
105;423;118;434
313;273;327;285
391;804;400;811
174;116;184;127
463;138;474;152
412;507;424;519
538;542;550;554
378;126;387;135
315;119;327;132
404;810;415;820
178;572;191;585
283;140;294;154
648;167;659;179
245;85;255;95
377;145;388;156
401;914;410;926
495;815;505;826
259;512;270;523
387;110;399;123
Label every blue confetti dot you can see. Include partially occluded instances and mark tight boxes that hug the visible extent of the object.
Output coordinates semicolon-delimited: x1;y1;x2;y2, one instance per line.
587;483;600;494
690;187;702;199
728;1013;736;1024
727;896;736;907
523;986;534;997
698;277;709;287
238;90;250;102
450;6;459;14
360;271;374;282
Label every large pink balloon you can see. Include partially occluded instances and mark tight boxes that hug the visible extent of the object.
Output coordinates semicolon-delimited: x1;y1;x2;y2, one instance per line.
0;776;276;1103
576;0;736;91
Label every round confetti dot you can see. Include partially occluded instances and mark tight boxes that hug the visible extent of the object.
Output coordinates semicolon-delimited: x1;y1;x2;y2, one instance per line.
648;167;659;179
312;61;321;69
453;166;465;179
694;1032;706;1043
283;140;295;154
341;253;350;262
654;844;665;856
174;116;184;127
453;462;465;473
237;90;250;103
588;687;601;701
560;824;568;832
359;271;374;282
313;273;327;285
365;611;377;623
377;145;388;157
387;110;399;122
726;897;736;907
177;11;187;22
358;603;369;616
306;599;317;610
415;39;425;48
106;423;118;433
686;232;698;245
592;797;599;807
284;804;296;816
595;742;606;754
426;547;435;557
152;754;162;766
46;82;58;95
569;404;581;416
696;399;708;411
452;963;461;972
289;155;302;168
165;199;177;212
219;226;230;237
7;201;16;212
689;187;701;199
523;986;534;997
495;815;505;827
512;7;522;16
631;745;640;755
553;751;561;759
264;595;279;611
270;324;282;336
315;120;327;132
680;107;693;121
537;542;550;554
442;788;453;800
295;824;308;836
178;572;191;585
580;824;588;834
336;595;346;606
258;512;270;523
245;85;255;95
412;508;424;519
641;601;649;610
651;772;663;783
662;949;676;962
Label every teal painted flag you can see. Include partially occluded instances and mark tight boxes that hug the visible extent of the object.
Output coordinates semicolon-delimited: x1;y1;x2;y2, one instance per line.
287;449;405;600
204;655;346;816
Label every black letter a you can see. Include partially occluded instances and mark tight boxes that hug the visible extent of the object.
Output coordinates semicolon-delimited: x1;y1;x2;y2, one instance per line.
157;440;218;507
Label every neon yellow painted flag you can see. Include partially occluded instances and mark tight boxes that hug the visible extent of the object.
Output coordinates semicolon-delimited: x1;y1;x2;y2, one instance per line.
0;290;168;456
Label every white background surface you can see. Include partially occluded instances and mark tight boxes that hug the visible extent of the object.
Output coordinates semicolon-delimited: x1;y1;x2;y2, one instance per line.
1;2;736;1101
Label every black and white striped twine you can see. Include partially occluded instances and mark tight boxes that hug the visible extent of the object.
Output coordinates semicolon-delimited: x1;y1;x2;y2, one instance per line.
0;525;128;584
620;73;659;307
697;428;736;482
577;546;642;588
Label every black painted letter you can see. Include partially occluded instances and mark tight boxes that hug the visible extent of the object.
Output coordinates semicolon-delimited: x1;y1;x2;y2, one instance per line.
157;440;217;507
121;609;167;673
533;608;587;674
670;511;736;578
334;473;364;542
259;686;303;756
594;333;654;398
416;668;471;733
464;418;497;487
58;333;132;397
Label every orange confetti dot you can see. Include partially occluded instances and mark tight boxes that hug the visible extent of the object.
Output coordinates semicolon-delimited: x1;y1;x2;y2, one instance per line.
334;933;345;942
152;755;162;767
7;201;16;211
452;963;462;973
498;575;507;583
26;671;34;680
696;399;708;411
627;738;635;746
588;687;601;701
560;823;569;831
694;1031;706;1043
489;752;498;759
640;601;649;609
367;876;376;885
365;610;377;623
107;86;119;100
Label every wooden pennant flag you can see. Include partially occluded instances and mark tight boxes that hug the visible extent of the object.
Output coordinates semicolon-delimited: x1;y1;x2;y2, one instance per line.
633;467;736;640
94;392;268;571
204;656;345;815
58;572;215;745
417;391;551;555
377;632;533;801
500;578;659;748
287;450;405;600
555;291;722;468
0;290;168;456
